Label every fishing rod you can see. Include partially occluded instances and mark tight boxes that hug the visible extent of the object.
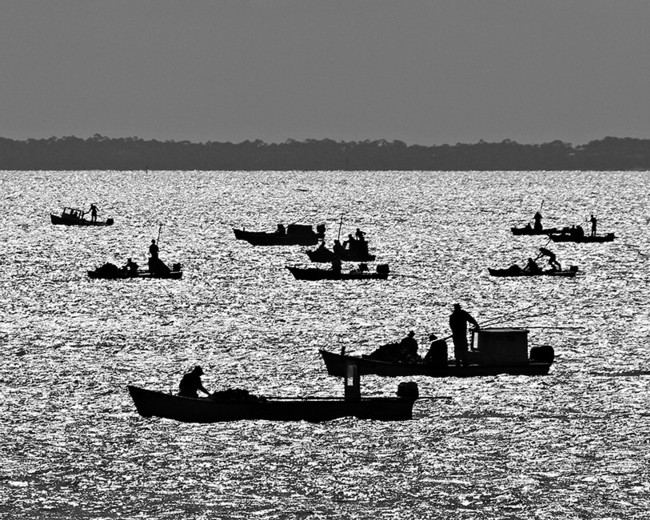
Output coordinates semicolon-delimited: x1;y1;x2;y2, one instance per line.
480;303;538;327
157;222;163;245
337;213;344;242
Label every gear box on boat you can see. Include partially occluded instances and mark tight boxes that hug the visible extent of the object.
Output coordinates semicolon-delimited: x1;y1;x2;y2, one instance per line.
471;328;529;366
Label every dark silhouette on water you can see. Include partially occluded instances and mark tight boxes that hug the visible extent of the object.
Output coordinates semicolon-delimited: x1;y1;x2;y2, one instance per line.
234;223;325;246
179;366;210;398
590;214;598;237
538;247;562;271
449;304;480;367
423;334;448;367
51;206;114;226
88;204;98;223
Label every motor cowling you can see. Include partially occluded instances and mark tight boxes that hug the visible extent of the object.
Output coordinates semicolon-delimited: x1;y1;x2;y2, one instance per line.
396;382;419;399
530;345;555;364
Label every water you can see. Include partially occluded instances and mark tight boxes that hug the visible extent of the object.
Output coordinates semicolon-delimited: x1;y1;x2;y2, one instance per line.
1;170;648;519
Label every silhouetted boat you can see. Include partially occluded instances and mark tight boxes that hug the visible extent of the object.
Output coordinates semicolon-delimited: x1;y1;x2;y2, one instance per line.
320;328;554;378
549;232;616;243
488;266;579;278
126;383;417;423
511;226;559;235
305;246;376;263
87;262;183;279
286;264;389;280
233;223;325;246
51;207;114;226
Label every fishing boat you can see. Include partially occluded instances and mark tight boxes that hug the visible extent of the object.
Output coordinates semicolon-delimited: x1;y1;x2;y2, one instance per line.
286;264;389;280
87;262;183;279
320;328;554;378
488;266;579;278
233;223;325;246
127;370;418;423
510;226;559;236
51;207;114;226
305;245;376;263
549;232;616;243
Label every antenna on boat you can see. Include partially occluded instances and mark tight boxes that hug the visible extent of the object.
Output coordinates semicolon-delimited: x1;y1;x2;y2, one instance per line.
337;213;344;242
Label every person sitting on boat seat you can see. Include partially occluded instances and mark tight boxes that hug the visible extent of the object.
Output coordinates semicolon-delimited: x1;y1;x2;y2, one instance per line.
179;366;210;398
538;247;561;271
423;334;448;366
343;234;357;254
276;224;286;235
331;255;342;273
123;257;139;276
575;225;585;238
355;228;366;241
333;239;345;256
524;257;541;275
400;331;420;362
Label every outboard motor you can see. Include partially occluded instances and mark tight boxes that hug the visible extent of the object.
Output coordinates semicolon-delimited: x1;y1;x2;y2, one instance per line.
376;264;390;275
316;223;326;237
106;218;114;225
172;263;182;272
530;345;555;364
396;381;419;400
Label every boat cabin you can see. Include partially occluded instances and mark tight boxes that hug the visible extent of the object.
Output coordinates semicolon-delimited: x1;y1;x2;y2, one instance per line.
467;327;529;366
61;207;85;220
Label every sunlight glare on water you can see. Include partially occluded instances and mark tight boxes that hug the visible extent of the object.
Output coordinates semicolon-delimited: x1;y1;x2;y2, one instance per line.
0;170;649;519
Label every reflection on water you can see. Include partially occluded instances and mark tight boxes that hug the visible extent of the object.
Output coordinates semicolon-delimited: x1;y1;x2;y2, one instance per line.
0;170;649;519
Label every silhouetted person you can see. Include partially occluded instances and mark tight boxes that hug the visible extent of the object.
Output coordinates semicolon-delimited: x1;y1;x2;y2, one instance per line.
333;239;345;256
123;257;139;276
449;304;479;367
524;257;541;274
400;331;419;362
88;204;98;223
276;224;286;235
533;211;543;232
343;234;356;253
355;228;366;241
424;333;448;366
179;366;210;398
149;239;159;259
538;247;561;271
590;214;597;237
576;225;585;238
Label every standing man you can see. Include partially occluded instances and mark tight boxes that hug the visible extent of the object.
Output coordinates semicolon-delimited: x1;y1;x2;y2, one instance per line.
89;204;98;223
533;211;543;232
449;304;479;367
590;214;597;237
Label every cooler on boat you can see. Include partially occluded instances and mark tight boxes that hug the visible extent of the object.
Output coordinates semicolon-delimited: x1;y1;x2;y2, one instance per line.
471;328;529;366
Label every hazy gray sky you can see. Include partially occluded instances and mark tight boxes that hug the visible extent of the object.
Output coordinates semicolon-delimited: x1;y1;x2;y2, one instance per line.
2;1;649;145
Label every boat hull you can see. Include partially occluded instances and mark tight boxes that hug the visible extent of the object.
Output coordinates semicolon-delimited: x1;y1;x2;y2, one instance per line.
51;214;114;226
549;233;615;243
87;269;183;280
286;266;388;280
305;249;376;263
233;228;321;246
488;267;578;278
511;226;559;235
319;350;552;378
127;385;415;422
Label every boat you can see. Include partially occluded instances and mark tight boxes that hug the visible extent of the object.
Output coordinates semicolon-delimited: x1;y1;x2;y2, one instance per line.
549;232;616;243
233;223;325;246
51;207;114;226
286;264;389;280
511;226;559;236
87;262;183;279
488;266;579;277
127;370;418;423
305;245;376;263
320;328;554;378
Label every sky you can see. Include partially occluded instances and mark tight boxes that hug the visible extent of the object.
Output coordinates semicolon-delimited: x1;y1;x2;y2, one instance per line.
1;1;649;146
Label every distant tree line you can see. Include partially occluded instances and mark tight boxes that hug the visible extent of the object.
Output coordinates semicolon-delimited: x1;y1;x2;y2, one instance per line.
1;134;650;171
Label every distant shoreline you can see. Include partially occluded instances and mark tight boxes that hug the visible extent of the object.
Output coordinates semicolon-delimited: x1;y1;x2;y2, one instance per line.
1;135;649;171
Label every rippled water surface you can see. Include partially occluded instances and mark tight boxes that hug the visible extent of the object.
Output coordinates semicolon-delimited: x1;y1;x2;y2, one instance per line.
1;170;649;519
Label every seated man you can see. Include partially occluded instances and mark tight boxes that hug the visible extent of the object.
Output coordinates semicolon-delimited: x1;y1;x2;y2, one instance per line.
524;257;541;274
179;366;210;398
123;258;139;276
423;334;448;366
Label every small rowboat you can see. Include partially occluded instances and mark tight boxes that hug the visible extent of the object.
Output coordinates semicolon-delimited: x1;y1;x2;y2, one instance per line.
511;226;559;236
87;263;183;279
286;264;389;280
127;384;417;423
488;266;579;278
549;232;615;243
51;207;114;226
234;223;325;246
